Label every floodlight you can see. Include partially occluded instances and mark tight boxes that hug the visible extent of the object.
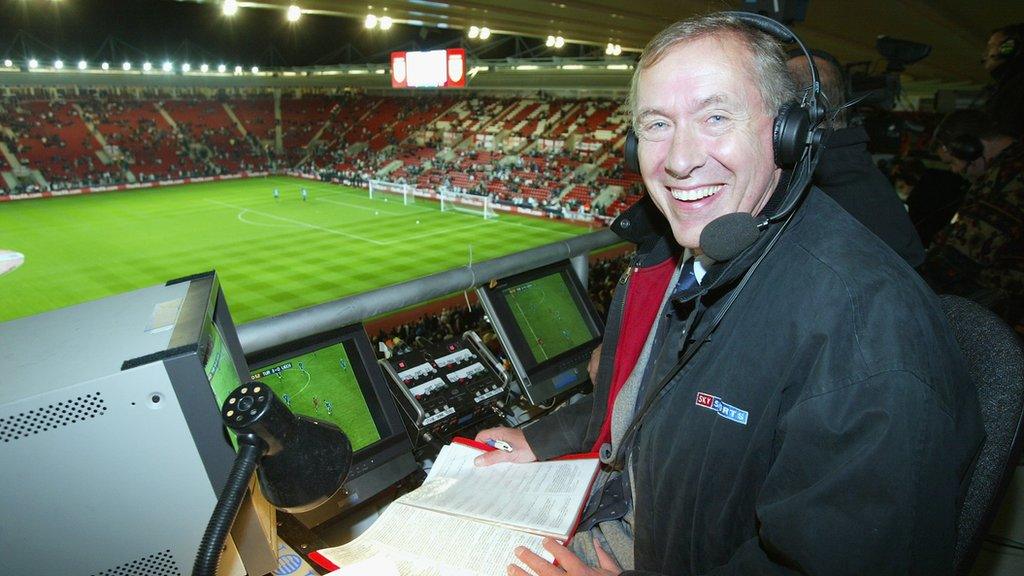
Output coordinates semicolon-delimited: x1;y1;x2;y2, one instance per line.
78;60;87;70
182;63;191;72
234;65;243;74
53;59;64;70
3;59;12;67
468;26;479;39
162;61;173;72
554;36;565;48
251;66;259;74
286;4;301;22
222;0;239;16
200;63;209;73
480;27;491;40
101;61;109;70
28;59;38;69
380;16;393;30
218;64;227;73
364;14;377;29
613;45;622;56
606;43;614;55
143;62;152;71
122;62;131;71
546;35;555;47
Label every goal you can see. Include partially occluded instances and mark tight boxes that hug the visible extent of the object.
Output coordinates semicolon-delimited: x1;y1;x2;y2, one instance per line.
368;179;416;205
440;189;498;220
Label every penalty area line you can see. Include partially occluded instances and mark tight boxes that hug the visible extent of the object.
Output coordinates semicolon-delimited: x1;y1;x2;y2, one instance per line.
206;198;387;245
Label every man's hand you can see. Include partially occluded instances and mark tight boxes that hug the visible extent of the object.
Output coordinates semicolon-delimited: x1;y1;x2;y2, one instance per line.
587;345;602;385
472;427;537;466
509;537;622;576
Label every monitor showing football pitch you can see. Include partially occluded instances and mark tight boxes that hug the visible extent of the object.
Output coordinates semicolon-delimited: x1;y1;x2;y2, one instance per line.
477;260;603;405
246;323;416;528
250;341;380;451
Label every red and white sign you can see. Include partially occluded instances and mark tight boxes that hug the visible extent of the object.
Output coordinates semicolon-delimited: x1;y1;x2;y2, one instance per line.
391;48;466;88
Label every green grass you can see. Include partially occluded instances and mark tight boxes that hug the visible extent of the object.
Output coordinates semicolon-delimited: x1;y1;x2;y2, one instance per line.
0;176;592;324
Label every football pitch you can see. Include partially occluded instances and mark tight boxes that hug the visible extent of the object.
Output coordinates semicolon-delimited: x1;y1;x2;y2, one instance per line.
0;176;591;324
506;272;594;362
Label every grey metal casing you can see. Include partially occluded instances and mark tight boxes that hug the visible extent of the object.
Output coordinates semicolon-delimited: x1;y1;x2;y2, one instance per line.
0;275;239;575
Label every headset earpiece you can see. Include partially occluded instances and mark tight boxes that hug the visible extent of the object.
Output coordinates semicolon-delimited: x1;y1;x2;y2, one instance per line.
773;101;812;168
946;134;984;163
999;37;1018;58
624;128;640;173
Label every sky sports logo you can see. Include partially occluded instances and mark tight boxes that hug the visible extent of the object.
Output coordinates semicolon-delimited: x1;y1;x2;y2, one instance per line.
696;392;749;426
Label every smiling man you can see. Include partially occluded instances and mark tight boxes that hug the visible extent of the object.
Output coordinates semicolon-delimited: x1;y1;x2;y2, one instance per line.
476;13;983;576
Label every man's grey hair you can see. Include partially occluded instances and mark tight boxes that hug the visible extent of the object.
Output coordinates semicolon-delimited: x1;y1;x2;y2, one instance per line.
627;13;797;131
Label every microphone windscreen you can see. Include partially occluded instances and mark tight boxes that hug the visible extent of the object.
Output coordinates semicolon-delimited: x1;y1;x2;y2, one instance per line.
700;212;760;262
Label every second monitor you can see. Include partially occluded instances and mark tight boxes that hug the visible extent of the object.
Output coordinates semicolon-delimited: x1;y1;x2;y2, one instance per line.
477;259;604;406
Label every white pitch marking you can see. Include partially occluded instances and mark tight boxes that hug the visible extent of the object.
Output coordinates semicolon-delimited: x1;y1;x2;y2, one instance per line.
206;198;387;245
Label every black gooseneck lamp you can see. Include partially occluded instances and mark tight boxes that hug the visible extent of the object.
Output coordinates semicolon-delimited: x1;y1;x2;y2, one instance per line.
193;383;353;576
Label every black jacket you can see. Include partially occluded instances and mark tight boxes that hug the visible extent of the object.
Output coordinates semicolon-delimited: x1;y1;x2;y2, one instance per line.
815;126;925;267
524;190;983;576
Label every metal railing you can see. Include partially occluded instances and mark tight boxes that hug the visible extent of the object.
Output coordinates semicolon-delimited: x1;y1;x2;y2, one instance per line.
237;228;621;357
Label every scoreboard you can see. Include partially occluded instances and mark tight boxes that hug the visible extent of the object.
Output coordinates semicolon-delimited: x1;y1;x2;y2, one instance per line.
391;48;466;88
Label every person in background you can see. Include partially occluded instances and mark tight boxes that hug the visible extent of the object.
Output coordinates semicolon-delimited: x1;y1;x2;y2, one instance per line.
920;109;1023;330
786;48;925;266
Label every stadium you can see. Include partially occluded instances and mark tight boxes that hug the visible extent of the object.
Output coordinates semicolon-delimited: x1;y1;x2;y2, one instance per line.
1;1;1022;576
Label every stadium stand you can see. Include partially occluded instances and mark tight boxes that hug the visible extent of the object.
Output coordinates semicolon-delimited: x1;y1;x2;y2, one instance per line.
0;91;645;217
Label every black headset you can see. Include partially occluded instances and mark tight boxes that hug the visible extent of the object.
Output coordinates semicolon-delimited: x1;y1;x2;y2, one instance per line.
943;135;985;163
623;11;827;175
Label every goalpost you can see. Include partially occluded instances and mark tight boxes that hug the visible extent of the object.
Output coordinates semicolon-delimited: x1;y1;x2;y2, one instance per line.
439;189;498;220
368;179;416;205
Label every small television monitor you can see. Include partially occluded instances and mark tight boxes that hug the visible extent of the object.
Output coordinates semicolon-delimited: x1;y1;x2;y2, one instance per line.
246;323;416;528
477;260;604;405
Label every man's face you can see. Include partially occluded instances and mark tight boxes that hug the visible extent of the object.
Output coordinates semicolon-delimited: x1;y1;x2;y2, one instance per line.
634;35;781;250
983;32;1009;73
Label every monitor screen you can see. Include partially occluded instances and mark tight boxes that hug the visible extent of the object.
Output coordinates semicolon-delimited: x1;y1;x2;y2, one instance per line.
477;260;603;405
503;271;598;367
250;341;381;452
245;323;416;528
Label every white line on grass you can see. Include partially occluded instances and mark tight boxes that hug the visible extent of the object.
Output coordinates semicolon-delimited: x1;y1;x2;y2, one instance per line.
206;199;387;245
237;209;294;228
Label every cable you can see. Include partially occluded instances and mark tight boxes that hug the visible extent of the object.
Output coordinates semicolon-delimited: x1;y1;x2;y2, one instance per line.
192;441;264;576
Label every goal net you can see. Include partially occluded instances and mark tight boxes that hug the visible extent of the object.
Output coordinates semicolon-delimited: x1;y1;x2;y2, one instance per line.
368;179;416;205
440;189;498;220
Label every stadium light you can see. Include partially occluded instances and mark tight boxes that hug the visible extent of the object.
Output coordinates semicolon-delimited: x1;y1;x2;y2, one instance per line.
614;45;622;56
101;61;109;70
122;62;131;71
28;59;38;69
364;14;377;29
3;59;12;67
606;43;613;55
162;61;173;72
143;61;153;71
468;26;479;39
218;63;227;73
200;63;209;73
380;16;393;30
545;35;555;47
77;59;87;70
53;59;64;70
234;65;243;74
182;63;191;72
554;36;565;48
480;27;491;40
250;66;259;74
286;4;301;22
222;0;239;17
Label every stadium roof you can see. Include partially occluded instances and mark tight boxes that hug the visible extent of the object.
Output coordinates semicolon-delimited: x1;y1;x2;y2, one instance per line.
1;1;1020;86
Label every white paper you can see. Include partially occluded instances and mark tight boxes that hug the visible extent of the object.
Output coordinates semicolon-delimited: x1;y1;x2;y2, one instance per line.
317;502;552;576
